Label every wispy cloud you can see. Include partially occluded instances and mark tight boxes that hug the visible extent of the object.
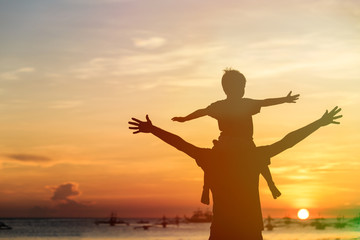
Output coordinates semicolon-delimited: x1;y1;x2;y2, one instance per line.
270;166;299;174
72;44;223;88
0;67;35;80
49;100;83;109
133;37;167;50
5;154;52;163
306;91;359;106
286;175;315;180
247;38;310;49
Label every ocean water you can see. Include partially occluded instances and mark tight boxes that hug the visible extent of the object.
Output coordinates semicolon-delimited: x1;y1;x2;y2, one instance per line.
0;218;359;240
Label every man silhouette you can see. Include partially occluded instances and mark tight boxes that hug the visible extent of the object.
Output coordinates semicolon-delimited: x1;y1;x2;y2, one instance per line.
129;107;342;239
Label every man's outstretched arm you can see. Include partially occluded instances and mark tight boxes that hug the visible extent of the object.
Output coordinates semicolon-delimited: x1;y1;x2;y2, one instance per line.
268;106;342;157
129;115;205;160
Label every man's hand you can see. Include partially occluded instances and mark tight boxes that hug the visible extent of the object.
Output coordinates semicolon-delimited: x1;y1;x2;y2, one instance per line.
171;117;186;122
285;91;300;103
129;115;153;134
319;106;342;126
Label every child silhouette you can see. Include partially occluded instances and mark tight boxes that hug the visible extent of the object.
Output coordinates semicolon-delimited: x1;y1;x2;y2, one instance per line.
172;69;299;204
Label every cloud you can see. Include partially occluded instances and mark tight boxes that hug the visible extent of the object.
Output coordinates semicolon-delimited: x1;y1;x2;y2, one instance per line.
0;67;35;80
307;91;359;107
49;100;83;109
28;183;93;218
17;67;35;73
73;44;223;81
5;154;52;163
49;182;93;216
50;182;81;202
133;37;167;49
247;38;310;49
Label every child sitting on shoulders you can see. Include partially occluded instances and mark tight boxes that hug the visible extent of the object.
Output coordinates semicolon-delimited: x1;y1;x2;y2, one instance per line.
172;69;299;204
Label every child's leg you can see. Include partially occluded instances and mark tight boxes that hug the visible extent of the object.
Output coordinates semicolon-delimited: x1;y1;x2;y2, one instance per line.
261;166;281;199
201;172;210;205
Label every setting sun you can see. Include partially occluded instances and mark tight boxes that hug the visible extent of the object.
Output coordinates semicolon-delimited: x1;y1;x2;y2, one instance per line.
297;209;310;220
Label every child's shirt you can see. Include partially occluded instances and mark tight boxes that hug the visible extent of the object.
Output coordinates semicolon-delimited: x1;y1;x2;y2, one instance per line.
205;98;261;141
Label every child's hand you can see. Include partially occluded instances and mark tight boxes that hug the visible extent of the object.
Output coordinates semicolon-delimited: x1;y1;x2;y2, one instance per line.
172;117;186;122
285;91;300;103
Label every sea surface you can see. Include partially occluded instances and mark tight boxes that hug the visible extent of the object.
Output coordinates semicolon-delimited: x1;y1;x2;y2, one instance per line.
0;218;359;240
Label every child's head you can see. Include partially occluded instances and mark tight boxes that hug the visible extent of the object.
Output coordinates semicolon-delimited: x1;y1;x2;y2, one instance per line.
221;68;246;98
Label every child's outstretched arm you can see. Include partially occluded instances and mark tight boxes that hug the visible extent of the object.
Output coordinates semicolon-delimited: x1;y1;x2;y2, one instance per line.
259;91;300;107
172;108;207;122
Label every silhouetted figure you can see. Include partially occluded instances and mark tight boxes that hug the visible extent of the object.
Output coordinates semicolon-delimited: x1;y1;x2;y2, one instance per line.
129;107;341;239
172;69;299;203
161;216;168;228
265;215;274;231
174;215;180;226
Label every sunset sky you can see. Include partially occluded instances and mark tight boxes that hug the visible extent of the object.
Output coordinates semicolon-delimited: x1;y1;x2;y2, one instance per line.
0;0;359;219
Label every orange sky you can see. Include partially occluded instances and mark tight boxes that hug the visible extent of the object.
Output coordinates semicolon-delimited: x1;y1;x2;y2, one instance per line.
0;0;359;219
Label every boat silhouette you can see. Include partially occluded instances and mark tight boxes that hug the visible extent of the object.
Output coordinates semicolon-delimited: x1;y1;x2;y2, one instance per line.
185;209;212;223
282;216;292;225
311;218;326;230
95;212;129;226
334;216;347;229
0;222;12;230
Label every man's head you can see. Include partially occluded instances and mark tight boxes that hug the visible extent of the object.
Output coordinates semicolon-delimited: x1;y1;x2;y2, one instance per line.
221;69;246;98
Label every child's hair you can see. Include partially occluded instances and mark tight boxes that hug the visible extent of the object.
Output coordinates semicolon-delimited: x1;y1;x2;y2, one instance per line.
221;68;246;96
